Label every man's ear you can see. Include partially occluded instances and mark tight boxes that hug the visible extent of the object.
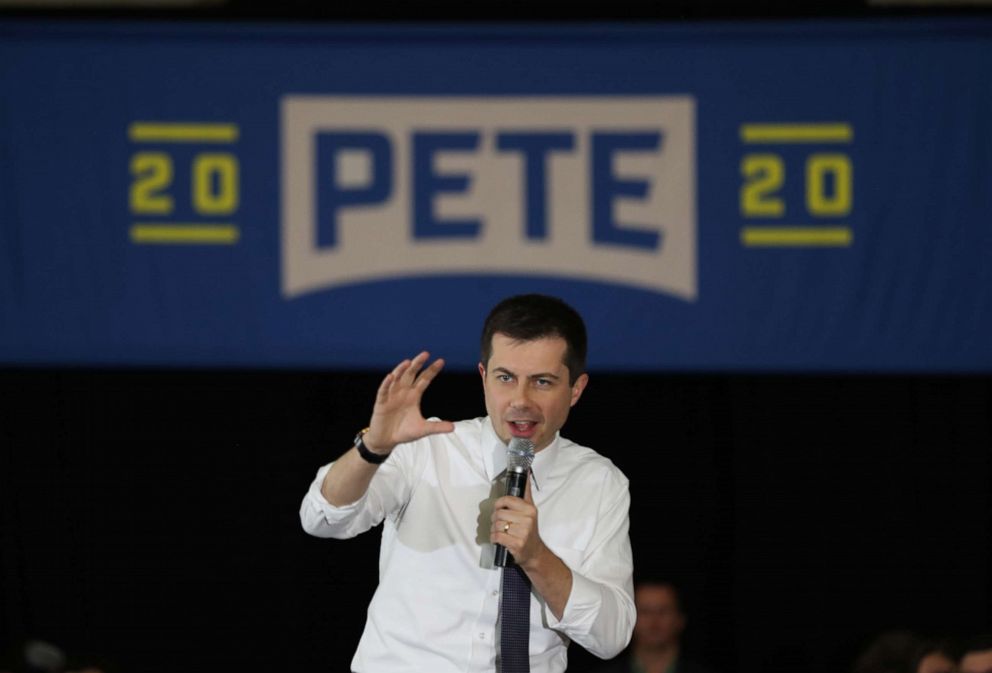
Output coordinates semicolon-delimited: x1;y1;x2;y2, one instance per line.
570;372;589;407
478;362;486;382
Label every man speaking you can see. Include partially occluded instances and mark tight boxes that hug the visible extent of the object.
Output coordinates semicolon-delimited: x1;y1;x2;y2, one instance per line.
300;294;634;672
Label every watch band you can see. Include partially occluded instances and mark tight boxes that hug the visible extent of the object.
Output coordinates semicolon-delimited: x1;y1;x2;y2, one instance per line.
354;427;389;464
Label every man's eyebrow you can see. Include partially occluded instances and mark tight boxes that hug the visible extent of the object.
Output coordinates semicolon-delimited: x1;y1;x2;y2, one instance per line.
491;367;561;381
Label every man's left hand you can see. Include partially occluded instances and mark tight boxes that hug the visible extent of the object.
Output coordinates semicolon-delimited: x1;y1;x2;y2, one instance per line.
490;480;547;570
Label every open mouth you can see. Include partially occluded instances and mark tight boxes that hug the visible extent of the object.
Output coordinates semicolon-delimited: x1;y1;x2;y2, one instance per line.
508;420;538;437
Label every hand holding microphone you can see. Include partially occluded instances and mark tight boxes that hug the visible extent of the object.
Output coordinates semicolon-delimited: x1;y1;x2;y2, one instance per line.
493;437;535;567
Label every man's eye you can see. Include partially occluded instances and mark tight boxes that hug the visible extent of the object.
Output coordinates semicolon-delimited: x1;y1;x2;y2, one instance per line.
536;379;552;387
497;374;512;382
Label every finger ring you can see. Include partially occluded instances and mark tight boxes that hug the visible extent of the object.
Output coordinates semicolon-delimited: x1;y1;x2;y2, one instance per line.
503;522;511;533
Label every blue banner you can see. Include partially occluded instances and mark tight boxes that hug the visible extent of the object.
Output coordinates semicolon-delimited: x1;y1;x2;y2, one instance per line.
1;19;991;371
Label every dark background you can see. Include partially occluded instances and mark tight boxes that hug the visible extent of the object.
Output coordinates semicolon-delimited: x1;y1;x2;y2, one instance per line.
2;368;989;672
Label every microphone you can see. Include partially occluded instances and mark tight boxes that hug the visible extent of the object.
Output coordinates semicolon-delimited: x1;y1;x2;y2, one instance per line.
494;437;535;568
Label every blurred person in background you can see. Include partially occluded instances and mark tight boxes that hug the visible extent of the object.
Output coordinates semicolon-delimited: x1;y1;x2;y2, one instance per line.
959;635;992;673
0;640;108;673
595;580;713;673
912;639;957;673
853;630;920;673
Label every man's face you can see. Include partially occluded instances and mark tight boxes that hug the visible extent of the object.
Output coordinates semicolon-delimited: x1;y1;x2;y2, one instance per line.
479;333;588;452
633;585;685;650
961;649;992;673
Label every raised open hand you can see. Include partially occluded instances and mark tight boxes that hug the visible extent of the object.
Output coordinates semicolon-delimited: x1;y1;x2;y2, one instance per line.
363;351;455;455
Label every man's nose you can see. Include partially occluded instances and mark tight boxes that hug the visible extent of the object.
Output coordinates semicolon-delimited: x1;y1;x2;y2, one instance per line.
510;383;532;407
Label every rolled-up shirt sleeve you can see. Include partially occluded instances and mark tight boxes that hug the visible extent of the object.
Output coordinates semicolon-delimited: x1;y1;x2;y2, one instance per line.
299;441;421;539
543;476;634;660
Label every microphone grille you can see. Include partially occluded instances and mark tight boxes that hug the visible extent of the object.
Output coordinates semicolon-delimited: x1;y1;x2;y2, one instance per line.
506;437;535;471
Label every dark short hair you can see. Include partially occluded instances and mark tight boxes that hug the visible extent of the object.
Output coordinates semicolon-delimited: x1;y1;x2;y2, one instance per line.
853;630;919;673
480;294;587;384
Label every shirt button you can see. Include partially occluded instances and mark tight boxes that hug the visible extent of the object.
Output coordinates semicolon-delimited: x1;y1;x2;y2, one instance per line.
492;590;499;597
479;632;486;640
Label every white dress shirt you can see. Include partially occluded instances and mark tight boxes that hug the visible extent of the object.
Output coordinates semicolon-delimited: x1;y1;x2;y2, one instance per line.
300;416;634;673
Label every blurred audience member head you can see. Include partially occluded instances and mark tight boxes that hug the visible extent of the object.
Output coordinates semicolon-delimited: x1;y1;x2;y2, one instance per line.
960;635;992;673
912;640;957;673
853;630;919;673
633;580;686;653
0;640;108;673
22;640;66;673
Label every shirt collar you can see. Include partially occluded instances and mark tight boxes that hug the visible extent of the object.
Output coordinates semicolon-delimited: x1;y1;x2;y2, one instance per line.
482;416;561;492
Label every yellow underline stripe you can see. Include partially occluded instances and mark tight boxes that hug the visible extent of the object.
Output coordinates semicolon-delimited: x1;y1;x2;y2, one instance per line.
741;226;852;247
128;123;239;143
740;123;853;144
130;224;240;244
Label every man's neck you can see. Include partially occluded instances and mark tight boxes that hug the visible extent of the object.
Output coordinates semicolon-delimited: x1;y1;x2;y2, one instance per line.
634;643;680;673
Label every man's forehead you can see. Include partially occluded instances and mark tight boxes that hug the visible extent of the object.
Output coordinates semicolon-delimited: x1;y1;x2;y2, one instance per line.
638;584;672;595
489;334;569;369
635;585;679;604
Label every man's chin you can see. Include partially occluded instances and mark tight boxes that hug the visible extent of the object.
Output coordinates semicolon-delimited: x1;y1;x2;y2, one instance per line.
497;432;549;452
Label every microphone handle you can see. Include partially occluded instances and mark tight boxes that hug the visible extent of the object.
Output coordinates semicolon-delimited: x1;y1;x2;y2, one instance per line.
494;468;528;568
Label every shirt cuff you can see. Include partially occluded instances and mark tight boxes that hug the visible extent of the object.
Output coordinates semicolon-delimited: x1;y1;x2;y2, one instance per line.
305;462;371;521
543;569;601;636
